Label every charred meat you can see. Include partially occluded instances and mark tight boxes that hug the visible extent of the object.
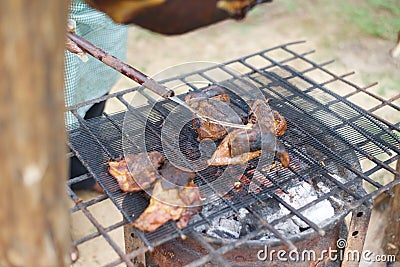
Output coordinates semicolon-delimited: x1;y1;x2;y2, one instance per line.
108;151;165;193
248;100;287;137
132;180;202;232
207;124;290;167
208;100;290;167
275;141;290;167
133;162;201;232
272;110;287;137
185;85;243;141
207;124;263;166
159;161;196;190
175;181;203;229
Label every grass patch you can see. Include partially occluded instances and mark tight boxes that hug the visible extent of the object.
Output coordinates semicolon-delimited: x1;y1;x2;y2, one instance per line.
363;74;400;97
276;0;400;40
338;0;400;40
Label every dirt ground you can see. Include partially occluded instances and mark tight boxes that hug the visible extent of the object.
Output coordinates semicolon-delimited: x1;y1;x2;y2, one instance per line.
71;1;400;266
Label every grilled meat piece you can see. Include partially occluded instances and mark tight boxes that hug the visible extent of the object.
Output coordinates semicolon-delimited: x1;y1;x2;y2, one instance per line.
207;124;290;167
108;151;165;192
208;100;290;167
160;161;196;190
248;100;287;137
185;85;242;141
207;124;263;166
176;181;202;229
275;141;290;167
272;110;287;137
133;163;201;232
133;181;185;232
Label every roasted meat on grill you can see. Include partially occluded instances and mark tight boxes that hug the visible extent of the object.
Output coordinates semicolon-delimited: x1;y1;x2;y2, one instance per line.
207;124;290;167
275;141;290;167
175;182;203;229
159;161;196;190
207;123;262;166
108;151;165;192
132;162;201;232
208;100;290;167
248;100;287;137
271;110;287;137
185;85;243;141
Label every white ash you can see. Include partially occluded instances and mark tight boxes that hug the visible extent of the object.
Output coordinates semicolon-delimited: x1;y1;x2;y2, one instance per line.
193;206;238;239
276;181;334;230
328;173;348;184
194;180;340;241
237;207;249;220
212;217;242;239
316;181;345;208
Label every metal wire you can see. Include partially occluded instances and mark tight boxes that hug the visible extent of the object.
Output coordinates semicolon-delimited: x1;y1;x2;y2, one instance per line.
68;41;400;267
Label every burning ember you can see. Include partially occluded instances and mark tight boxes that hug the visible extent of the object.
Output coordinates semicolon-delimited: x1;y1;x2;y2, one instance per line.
194;179;340;241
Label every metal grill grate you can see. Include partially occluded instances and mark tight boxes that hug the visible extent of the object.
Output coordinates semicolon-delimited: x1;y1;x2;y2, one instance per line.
67;41;400;267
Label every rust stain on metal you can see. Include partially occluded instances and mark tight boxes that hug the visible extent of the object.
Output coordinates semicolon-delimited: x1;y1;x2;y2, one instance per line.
342;205;372;267
147;224;341;266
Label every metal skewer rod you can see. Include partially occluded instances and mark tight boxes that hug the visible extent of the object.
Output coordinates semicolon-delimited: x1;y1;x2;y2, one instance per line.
67;32;250;129
67;32;174;98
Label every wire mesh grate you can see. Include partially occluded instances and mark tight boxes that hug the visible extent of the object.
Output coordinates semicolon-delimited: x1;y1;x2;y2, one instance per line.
67;41;400;267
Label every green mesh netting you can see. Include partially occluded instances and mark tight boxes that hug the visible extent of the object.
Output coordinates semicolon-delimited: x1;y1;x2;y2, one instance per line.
64;0;128;127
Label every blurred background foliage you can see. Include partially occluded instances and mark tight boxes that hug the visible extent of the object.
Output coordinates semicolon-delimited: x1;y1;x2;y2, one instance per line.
275;0;400;40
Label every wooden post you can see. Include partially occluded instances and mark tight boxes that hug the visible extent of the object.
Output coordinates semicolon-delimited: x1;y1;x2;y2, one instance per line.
0;1;70;266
